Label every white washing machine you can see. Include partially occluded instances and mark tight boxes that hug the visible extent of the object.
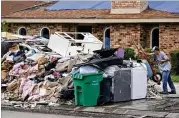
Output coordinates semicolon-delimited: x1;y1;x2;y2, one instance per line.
131;65;148;100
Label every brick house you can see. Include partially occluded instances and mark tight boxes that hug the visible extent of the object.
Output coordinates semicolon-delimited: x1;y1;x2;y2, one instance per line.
2;0;179;54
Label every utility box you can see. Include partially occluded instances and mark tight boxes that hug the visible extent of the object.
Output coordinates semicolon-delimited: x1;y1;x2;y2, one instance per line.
48;32;103;57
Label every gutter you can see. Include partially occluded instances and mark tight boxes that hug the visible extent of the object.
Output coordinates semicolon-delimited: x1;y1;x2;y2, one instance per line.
2;18;179;23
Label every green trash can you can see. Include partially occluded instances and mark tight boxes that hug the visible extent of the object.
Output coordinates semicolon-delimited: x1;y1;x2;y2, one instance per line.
72;72;103;107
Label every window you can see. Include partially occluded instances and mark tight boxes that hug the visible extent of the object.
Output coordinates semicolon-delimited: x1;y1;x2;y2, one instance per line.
40;27;50;39
18;27;26;35
103;27;110;49
150;27;159;48
76;25;92;39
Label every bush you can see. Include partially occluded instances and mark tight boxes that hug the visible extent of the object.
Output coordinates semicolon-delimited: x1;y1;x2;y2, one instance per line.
124;48;153;60
170;50;179;75
1;21;8;32
135;55;141;60
171;75;179;83
124;48;135;60
144;48;152;53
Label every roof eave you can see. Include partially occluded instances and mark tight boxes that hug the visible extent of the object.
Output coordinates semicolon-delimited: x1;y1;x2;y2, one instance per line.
2;18;179;23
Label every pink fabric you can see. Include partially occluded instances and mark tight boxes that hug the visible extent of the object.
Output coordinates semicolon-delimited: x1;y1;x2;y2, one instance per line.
19;78;36;100
9;62;29;75
29;64;38;73
52;72;60;78
19;78;27;94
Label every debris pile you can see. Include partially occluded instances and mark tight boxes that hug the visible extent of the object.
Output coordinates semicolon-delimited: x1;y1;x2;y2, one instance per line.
1;33;161;106
147;80;162;99
1;37;90;103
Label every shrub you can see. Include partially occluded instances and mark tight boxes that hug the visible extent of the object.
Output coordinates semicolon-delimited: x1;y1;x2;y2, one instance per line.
124;48;153;60
124;48;135;60
170;50;179;75
1;21;9;32
144;48;152;53
135;55;141;60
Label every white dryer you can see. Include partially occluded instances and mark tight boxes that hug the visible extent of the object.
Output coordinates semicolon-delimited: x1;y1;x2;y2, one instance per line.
131;65;147;100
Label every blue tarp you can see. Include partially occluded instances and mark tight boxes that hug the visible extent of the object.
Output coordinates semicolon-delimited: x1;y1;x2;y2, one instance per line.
148;1;179;13
46;1;179;14
46;1;110;10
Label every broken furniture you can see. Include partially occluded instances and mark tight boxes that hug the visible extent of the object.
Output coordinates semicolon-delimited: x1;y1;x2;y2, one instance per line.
48;32;103;57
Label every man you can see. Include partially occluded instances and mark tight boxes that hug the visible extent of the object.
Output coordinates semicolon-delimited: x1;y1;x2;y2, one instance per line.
151;46;176;94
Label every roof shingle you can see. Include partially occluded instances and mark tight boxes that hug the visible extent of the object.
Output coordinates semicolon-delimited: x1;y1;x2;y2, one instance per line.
1;1;47;16
2;1;179;20
3;8;179;19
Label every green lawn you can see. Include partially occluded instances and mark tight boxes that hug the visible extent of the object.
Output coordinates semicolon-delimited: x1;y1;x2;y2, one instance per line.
171;75;179;83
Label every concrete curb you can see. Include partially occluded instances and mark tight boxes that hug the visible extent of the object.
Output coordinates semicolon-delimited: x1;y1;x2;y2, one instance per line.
1;104;175;118
1;105;135;118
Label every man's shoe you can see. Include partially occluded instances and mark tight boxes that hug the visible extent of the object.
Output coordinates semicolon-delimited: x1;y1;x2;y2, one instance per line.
169;91;176;94
159;91;169;94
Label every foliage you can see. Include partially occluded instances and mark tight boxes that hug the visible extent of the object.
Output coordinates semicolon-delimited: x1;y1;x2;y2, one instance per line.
124;48;148;60
1;21;9;32
171;75;179;83
170;50;179;75
135;55;141;60
124;48;135;60
144;48;152;53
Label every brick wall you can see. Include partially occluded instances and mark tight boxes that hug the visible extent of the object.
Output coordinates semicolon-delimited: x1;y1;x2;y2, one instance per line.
110;23;179;54
140;24;159;48
92;24;108;41
8;23;77;36
8;23;107;41
62;24;76;32
8;23;64;35
159;23;179;54
110;24;141;49
7;23;179;54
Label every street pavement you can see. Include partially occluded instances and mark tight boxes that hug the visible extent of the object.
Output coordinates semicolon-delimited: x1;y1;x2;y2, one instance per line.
2;110;87;118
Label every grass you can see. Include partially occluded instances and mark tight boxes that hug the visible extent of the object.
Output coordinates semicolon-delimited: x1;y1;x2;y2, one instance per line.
171;75;179;83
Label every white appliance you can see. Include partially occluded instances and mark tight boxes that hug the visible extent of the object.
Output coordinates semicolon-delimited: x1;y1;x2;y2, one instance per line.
48;32;103;57
131;65;148;100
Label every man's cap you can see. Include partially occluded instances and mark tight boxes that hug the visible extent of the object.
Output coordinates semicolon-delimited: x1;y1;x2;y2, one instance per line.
152;46;159;52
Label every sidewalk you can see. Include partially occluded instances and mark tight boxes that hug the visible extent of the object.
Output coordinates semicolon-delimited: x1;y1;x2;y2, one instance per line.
2;83;179;118
2;97;179;118
154;83;179;98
